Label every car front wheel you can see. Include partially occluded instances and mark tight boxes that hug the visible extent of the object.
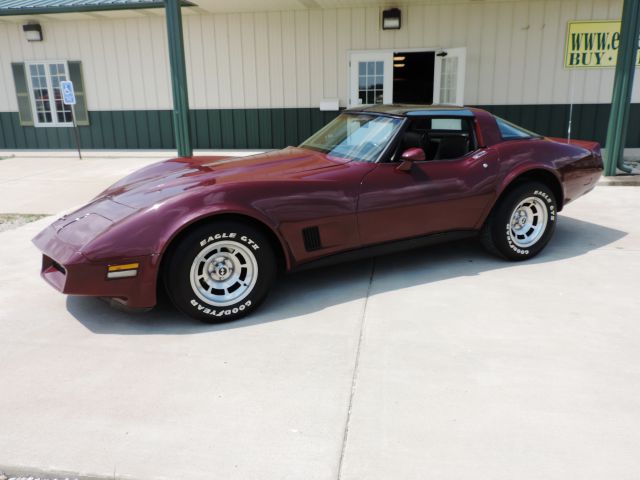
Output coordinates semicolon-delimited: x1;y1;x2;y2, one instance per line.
165;221;276;322
481;182;557;260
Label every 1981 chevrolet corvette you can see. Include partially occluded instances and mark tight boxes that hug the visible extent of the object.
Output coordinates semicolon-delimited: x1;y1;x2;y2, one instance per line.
33;105;603;322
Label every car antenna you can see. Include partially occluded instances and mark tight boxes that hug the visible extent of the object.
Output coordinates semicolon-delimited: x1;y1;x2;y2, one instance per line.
567;67;575;143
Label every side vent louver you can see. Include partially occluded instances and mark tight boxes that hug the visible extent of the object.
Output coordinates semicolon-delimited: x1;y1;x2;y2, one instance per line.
302;226;322;251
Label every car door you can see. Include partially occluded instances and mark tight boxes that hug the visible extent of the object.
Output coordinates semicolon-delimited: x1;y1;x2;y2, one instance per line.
357;143;499;246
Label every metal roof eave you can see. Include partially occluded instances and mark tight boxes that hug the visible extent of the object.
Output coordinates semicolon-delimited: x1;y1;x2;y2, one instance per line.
0;0;193;17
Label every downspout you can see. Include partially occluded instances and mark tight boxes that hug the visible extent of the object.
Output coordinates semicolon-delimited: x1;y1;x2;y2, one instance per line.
164;0;192;157
604;0;640;175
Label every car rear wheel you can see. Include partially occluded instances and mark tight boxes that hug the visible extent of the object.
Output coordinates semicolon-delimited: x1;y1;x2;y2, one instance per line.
165;221;276;322
480;182;557;260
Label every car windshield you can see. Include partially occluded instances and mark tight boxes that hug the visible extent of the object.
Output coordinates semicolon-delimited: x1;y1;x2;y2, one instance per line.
299;113;404;162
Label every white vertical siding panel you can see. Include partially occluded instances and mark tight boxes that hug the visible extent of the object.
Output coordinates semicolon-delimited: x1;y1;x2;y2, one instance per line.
350;8;366;51
124;18;145;110
421;4;440;50
134;19;154;109
112;21;134;108
281;10;298;107
464;3;485;105
507;2;529;104
200;15;220;108
241;13;259;108
521;2;545;104
253;12;272;108
213;14;233;108
364;7;379;50
406;5;423;49
492;4;514;104
151;17;172;110
227;14;245;108
552;1;578;104
184;16;204;109
100;21;125;109
437;4;454;48
267;11;284;107
451;3;469;48
0;24;17;111
294;10;311;107
336;9;351;105
84;21;107;109
322;9;338;98
308;9;324;106
475;4;498;105
536;0;561;104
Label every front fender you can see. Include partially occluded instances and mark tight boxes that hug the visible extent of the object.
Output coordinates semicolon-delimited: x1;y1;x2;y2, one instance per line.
156;201;293;270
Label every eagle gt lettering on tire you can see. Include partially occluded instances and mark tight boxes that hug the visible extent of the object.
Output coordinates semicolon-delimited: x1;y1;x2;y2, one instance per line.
481;181;557;261
165;221;276;322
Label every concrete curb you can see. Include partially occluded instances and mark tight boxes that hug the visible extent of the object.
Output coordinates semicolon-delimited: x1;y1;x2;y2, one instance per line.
0;465;144;480
598;175;640;186
0;150;269;159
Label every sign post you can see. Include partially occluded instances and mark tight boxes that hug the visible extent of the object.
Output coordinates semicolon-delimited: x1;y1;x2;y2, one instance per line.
60;80;82;160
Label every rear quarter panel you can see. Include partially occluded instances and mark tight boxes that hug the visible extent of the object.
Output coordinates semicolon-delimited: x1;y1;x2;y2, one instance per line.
494;138;602;208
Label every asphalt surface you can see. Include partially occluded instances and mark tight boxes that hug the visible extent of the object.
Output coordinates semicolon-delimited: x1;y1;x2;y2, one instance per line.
0;153;639;480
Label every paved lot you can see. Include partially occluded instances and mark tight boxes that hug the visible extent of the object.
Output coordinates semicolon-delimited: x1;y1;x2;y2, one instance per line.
0;151;263;214
0;153;639;480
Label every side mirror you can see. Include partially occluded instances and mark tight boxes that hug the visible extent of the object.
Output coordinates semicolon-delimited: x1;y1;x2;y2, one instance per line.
397;147;425;171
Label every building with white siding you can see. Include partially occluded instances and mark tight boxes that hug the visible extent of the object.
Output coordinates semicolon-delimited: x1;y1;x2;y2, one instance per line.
0;0;638;151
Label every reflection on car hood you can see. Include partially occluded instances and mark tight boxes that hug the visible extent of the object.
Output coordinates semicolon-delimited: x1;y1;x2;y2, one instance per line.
96;147;344;208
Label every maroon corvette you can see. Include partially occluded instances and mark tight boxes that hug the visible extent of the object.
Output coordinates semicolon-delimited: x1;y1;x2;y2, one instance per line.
33;105;602;322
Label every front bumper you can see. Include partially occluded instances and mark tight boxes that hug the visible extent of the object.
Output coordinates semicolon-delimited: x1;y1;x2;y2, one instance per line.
33;223;160;309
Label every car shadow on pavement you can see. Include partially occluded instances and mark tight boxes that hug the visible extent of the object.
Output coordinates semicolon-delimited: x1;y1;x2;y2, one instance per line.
66;215;627;335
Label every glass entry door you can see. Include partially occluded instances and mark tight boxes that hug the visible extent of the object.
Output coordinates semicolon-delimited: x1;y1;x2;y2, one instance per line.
433;47;466;105
349;48;466;107
349;52;393;107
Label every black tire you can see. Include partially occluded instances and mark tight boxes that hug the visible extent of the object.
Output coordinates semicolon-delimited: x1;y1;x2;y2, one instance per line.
164;221;276;322
480;181;557;261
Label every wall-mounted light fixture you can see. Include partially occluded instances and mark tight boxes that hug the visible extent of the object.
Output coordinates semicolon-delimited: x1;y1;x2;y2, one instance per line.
436;50;448;57
382;8;401;30
23;23;43;42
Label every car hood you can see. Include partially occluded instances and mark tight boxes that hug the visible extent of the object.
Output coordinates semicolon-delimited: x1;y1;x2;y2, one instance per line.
96;147;345;208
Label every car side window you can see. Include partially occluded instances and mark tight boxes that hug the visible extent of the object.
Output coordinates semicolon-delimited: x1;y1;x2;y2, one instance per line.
393;116;477;162
495;116;540;140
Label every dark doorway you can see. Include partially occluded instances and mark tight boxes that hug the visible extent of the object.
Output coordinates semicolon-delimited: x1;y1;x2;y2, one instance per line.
392;51;435;104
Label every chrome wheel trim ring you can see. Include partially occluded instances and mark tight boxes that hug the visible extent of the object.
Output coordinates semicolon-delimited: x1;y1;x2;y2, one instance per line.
189;240;258;307
509;196;549;248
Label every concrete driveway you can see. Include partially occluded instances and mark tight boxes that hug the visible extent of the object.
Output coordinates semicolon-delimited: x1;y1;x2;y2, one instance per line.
0;153;639;480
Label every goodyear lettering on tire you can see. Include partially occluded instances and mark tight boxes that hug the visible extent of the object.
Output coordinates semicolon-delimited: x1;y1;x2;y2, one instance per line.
190;298;253;317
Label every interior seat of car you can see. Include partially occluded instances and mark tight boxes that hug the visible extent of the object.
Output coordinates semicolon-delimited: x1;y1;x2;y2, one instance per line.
399;131;426;155
433;135;470;160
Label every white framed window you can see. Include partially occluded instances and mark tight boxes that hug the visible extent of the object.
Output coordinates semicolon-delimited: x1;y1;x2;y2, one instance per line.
26;61;73;127
349;52;393;107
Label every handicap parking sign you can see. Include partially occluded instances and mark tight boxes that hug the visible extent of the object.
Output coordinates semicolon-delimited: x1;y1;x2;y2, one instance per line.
60;80;76;105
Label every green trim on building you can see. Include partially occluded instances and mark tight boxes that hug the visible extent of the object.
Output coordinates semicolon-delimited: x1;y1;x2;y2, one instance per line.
0;105;638;150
